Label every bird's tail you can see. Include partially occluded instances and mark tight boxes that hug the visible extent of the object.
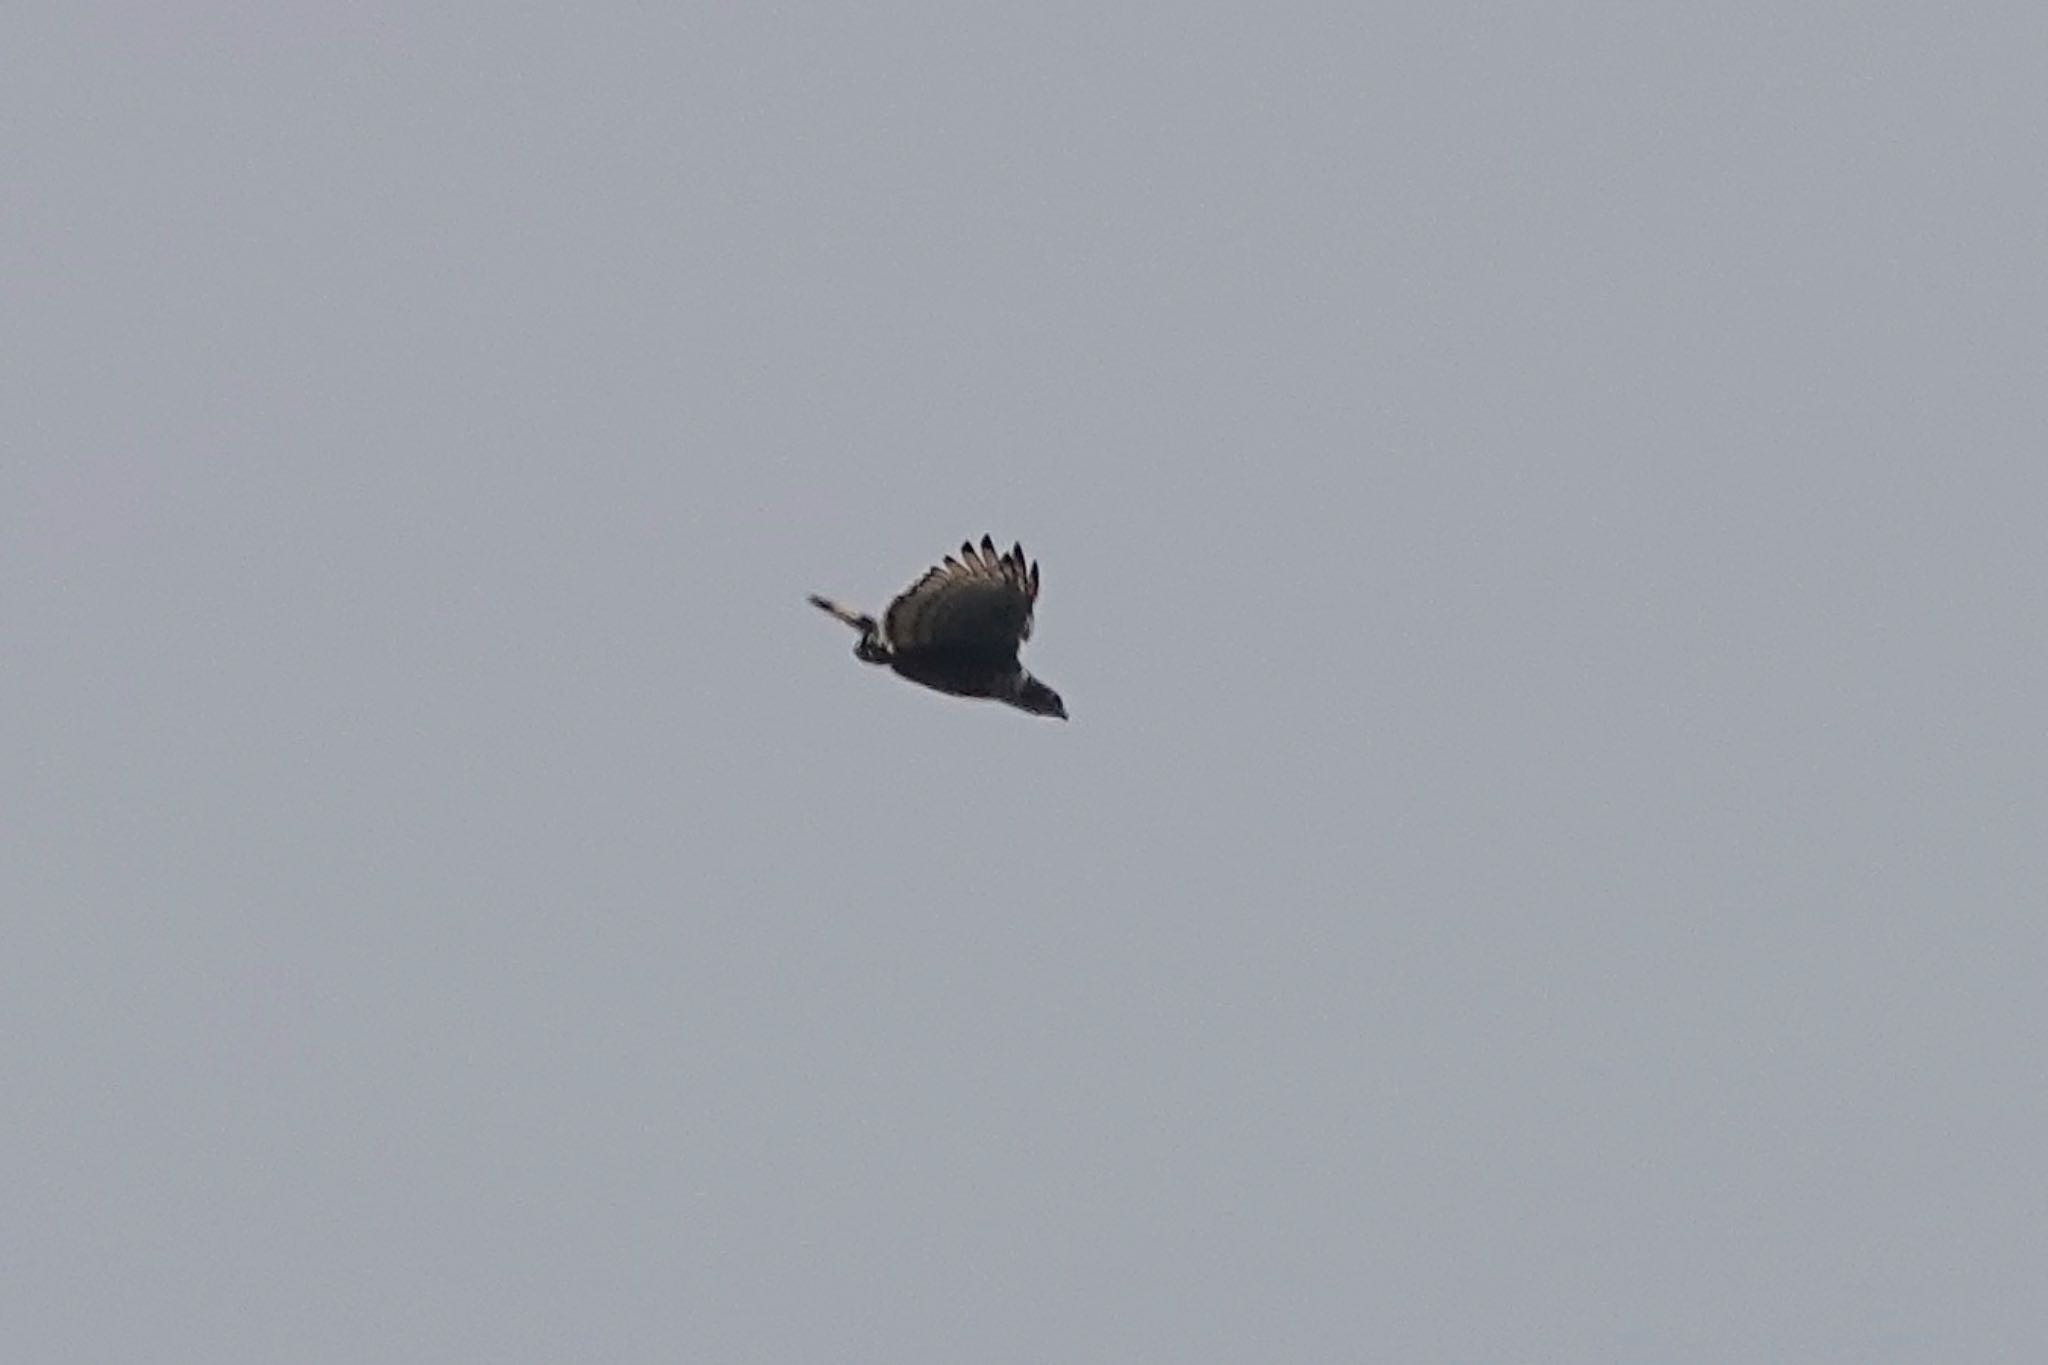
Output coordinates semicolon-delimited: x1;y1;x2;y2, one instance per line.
808;595;878;635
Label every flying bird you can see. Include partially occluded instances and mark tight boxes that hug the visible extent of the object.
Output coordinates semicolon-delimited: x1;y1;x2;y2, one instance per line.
810;535;1067;719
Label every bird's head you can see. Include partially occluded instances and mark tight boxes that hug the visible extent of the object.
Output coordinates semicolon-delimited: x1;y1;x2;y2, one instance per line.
1018;675;1068;720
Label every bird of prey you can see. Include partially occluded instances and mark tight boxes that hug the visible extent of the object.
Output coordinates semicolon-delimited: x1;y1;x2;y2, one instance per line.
810;535;1067;719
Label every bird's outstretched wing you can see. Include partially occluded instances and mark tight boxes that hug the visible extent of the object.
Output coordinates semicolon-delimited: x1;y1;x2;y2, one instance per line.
883;535;1039;659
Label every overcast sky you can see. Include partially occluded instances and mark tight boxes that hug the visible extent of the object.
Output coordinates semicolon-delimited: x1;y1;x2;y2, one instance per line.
6;5;2045;1361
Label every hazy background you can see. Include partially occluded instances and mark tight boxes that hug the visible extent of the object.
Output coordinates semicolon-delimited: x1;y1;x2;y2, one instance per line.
6;5;2044;1360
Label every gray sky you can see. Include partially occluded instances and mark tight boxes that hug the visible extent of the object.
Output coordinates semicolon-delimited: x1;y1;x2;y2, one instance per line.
6;5;2044;1361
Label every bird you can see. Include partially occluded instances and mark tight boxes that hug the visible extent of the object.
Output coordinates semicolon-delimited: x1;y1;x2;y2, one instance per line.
809;535;1067;719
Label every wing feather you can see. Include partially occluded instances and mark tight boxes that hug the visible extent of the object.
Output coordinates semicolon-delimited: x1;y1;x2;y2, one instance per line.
883;534;1038;657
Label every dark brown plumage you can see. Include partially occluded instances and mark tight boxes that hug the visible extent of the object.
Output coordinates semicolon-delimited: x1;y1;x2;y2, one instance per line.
809;535;1067;719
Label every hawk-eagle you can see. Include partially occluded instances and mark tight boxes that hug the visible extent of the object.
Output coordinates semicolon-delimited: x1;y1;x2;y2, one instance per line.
809;535;1067;719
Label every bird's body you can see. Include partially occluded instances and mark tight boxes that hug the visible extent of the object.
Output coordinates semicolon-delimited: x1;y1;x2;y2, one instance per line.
809;536;1067;719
